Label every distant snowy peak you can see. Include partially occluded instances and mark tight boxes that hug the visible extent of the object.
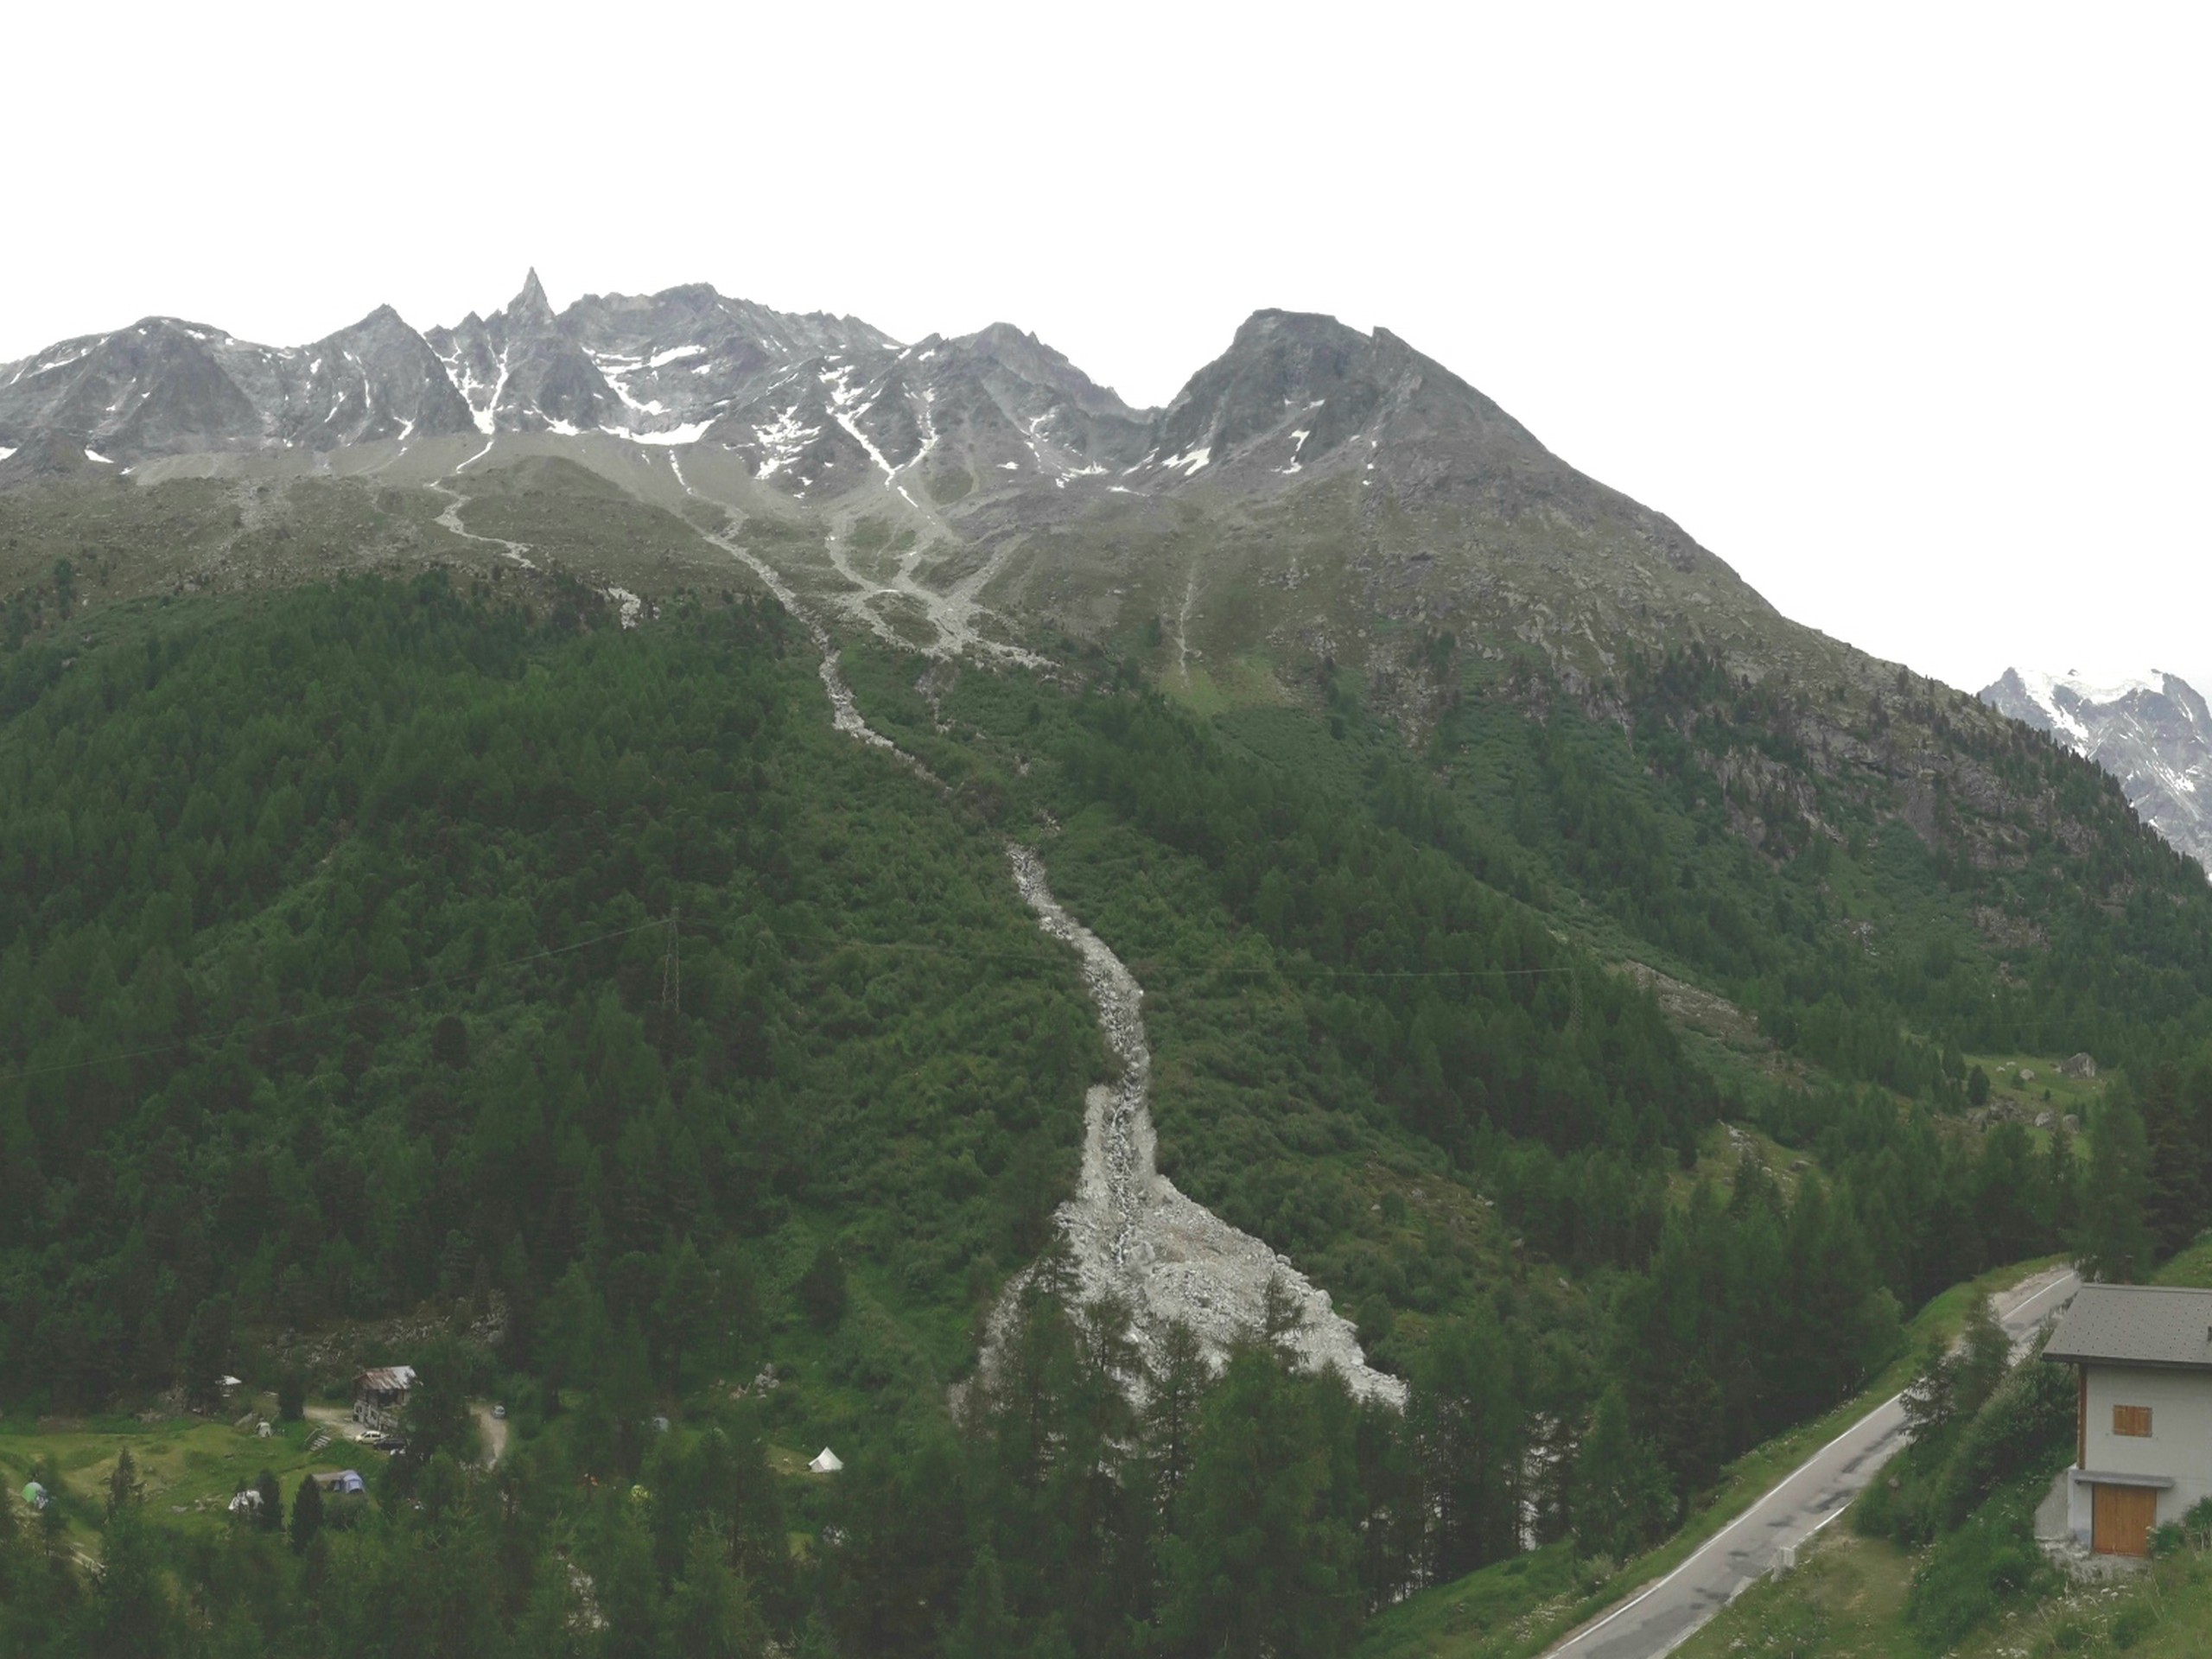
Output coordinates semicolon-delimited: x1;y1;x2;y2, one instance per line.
1982;667;2212;875
1986;668;2212;750
0;308;477;458
416;276;910;449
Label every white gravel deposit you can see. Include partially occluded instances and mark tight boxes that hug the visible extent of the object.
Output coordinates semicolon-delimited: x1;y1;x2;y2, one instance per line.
1008;846;1406;1407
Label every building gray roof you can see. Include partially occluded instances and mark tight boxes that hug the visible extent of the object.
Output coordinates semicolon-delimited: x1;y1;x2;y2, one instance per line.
2042;1284;2212;1371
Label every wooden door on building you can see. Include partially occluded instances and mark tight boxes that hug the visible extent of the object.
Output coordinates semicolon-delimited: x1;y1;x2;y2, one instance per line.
2091;1483;2158;1556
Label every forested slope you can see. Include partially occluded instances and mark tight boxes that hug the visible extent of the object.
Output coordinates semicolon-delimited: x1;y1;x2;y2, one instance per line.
0;576;2206;1657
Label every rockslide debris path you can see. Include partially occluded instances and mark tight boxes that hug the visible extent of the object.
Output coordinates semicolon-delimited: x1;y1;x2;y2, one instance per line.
662;471;1404;1406
1007;846;1406;1406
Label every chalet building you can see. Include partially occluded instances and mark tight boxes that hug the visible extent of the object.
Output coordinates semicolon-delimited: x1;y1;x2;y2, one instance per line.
2043;1284;2212;1557
353;1365;416;1433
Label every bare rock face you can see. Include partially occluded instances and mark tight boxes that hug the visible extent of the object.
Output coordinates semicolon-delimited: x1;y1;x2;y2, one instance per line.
1980;670;2212;877
0;309;477;462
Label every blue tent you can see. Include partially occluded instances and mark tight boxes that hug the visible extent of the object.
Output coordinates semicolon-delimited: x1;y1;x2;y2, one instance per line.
334;1470;366;1495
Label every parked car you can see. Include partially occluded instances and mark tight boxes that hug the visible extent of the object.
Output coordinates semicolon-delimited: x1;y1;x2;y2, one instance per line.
492;1404;506;1420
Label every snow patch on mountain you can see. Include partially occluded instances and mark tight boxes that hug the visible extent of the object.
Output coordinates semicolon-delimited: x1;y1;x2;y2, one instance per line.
1982;667;2212;876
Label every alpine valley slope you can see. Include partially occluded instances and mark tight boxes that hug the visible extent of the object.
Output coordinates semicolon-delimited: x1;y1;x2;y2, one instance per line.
1980;667;2212;876
3;271;2202;960
13;276;2212;1659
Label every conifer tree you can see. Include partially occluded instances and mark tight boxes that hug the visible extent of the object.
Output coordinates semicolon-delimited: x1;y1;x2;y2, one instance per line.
291;1473;323;1554
1571;1385;1672;1562
254;1468;283;1533
945;1545;1015;1659
2081;1096;2155;1281
1159;1345;1359;1659
1414;1310;1522;1579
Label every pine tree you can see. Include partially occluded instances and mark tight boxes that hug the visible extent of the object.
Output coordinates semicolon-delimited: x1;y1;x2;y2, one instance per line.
798;1243;848;1330
1144;1319;1210;1518
1901;1332;1958;1441
291;1472;324;1554
254;1468;283;1533
105;1447;143;1516
1571;1385;1671;1562
176;1294;233;1411
2082;1096;2155;1281
666;1533;768;1659
2139;1065;2209;1257
1951;1295;2011;1421
655;1237;714;1389
1159;1345;1359;1659
402;1338;481;1469
1414;1310;1522;1579
945;1544;1015;1659
84;1501;173;1659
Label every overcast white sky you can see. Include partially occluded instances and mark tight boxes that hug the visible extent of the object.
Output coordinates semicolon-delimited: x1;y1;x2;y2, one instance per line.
6;3;2206;696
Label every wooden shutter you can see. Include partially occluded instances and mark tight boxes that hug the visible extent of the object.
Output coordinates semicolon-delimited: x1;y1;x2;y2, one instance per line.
2113;1404;2152;1438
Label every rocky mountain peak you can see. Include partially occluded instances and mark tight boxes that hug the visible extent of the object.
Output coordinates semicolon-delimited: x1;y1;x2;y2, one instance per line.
511;269;556;329
1981;668;2212;875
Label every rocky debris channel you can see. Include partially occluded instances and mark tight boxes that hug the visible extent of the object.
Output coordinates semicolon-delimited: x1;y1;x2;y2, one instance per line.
671;477;1403;1408
1007;846;1406;1406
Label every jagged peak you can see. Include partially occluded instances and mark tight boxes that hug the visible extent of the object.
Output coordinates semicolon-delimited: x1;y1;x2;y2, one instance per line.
508;269;555;326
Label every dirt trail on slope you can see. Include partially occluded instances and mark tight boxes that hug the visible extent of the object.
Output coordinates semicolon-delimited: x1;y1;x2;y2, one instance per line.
424;439;536;569
664;464;1402;1405
664;442;1040;668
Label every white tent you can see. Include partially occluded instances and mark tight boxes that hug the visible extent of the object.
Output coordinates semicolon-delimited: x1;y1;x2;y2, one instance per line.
807;1447;843;1474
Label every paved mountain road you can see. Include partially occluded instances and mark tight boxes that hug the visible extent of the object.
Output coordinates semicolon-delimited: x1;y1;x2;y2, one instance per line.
1543;1264;2081;1659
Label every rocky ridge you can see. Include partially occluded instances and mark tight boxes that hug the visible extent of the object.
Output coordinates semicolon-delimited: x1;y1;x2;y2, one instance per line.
0;273;1799;699
1980;668;2212;875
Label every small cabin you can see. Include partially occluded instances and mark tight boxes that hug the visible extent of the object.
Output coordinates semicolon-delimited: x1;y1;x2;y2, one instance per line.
353;1365;416;1432
2042;1284;2212;1556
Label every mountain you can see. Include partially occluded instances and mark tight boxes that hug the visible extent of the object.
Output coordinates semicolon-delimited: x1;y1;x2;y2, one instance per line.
0;307;477;461
2;274;2202;1031
0;280;1821;696
1980;668;2212;874
8;276;2212;1659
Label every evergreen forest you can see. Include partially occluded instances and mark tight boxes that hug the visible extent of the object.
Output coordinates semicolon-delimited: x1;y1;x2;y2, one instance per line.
2;574;2209;1657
